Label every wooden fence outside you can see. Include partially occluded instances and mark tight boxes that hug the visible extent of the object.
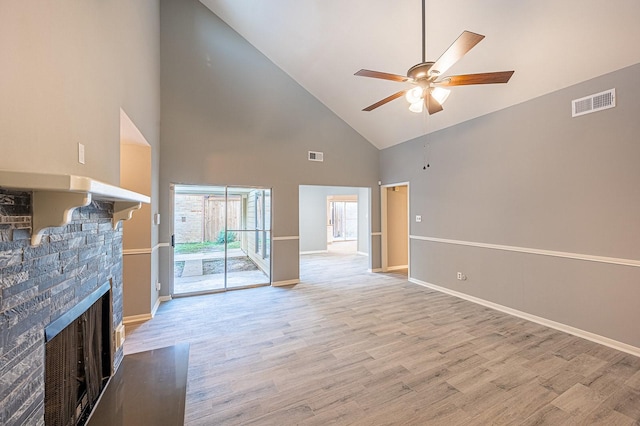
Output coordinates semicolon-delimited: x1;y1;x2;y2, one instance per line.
203;195;242;242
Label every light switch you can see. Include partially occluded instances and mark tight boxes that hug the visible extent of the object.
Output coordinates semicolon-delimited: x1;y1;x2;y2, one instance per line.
78;143;85;164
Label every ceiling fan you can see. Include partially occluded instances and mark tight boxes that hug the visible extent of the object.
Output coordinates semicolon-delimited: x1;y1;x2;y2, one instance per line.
355;0;514;114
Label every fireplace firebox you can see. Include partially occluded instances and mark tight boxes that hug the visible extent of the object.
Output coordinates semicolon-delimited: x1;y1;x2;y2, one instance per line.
44;282;113;426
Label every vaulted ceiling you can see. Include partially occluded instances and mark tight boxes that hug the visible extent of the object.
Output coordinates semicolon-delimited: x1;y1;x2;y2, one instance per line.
199;0;640;149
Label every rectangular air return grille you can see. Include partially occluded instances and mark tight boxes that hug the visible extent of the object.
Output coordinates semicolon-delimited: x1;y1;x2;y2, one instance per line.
308;151;324;162
572;88;616;117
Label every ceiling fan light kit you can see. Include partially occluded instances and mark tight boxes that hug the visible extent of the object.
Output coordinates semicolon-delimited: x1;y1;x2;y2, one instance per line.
431;87;450;105
355;0;514;115
409;100;424;113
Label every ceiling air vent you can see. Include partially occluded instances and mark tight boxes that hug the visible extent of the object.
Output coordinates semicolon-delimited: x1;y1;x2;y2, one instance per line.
572;88;615;117
308;151;324;162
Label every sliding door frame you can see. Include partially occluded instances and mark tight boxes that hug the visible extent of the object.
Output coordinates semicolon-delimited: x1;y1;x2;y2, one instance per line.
170;183;273;297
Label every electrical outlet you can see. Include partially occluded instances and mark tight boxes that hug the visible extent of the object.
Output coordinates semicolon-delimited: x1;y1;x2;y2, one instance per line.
156;281;161;291
457;272;467;281
415;215;422;223
78;143;85;164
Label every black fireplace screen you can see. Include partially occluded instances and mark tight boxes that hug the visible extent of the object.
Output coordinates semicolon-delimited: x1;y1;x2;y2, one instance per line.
44;283;112;426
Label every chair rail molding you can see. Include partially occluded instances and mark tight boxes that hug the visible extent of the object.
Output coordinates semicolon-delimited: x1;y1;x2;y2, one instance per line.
410;235;640;268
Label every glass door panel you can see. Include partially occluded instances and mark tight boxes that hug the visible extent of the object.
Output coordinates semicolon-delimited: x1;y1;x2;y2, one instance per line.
226;188;271;289
331;201;358;241
344;201;358;240
173;185;271;296
173;185;226;295
332;201;345;239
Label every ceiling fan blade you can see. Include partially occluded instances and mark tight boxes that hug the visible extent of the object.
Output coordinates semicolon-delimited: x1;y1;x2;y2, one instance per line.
362;90;408;112
430;31;485;77
355;69;408;83
436;71;515;86
425;93;444;115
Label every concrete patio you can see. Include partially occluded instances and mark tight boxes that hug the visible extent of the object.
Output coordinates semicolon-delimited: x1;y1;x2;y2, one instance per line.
174;248;270;294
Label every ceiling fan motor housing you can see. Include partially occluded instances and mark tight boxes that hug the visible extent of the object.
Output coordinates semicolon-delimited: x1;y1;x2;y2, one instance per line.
407;62;438;82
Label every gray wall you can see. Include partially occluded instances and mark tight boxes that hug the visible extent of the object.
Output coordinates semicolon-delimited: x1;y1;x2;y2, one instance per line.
0;3;161;319
299;185;331;253
159;0;380;289
357;187;371;255
299;185;370;255
380;63;640;349
0;1;160;187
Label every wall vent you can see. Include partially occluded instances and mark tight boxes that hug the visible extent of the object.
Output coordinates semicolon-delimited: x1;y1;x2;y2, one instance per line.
572;88;615;117
308;151;324;162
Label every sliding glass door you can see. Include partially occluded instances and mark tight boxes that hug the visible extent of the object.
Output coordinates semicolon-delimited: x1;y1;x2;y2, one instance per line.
331;201;358;241
226;187;271;289
172;184;271;296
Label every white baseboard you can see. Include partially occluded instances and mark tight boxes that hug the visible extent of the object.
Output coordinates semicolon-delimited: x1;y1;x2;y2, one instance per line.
368;268;383;273
300;250;328;255
124;295;171;325
271;279;299;287
123;313;152;325
409;277;640;358
151;297;161;317
357;251;368;256
386;265;408;271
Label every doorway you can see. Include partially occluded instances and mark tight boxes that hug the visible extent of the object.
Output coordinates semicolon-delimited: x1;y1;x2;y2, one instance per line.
299;185;371;281
381;183;409;274
299;185;370;256
172;184;271;296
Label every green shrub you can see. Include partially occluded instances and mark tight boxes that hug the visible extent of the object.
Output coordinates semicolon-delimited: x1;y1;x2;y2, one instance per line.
216;230;237;244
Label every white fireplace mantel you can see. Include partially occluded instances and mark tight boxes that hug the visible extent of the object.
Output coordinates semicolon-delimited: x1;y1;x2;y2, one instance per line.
0;170;150;246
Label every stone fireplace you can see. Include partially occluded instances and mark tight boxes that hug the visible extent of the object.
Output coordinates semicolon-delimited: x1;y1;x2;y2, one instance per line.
44;282;112;425
0;188;125;425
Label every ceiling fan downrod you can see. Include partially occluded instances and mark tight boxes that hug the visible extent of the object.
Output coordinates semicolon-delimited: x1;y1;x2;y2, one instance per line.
421;0;426;63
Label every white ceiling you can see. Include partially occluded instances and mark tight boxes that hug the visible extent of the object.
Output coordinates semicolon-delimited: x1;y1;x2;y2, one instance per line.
200;0;640;149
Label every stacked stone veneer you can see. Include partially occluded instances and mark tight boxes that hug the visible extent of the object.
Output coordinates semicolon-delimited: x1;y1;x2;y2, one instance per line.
0;188;124;426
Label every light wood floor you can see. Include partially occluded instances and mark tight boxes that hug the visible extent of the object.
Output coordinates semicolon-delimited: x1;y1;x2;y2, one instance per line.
125;252;640;425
